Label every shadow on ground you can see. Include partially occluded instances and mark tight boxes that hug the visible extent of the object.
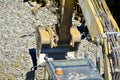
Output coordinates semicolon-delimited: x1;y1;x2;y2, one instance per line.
25;48;37;80
25;70;35;80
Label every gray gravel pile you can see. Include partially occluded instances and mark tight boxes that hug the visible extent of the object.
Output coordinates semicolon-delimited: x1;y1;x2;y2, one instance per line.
76;39;104;74
76;39;103;62
0;0;57;79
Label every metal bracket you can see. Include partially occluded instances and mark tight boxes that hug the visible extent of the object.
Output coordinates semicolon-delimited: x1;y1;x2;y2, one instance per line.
112;47;120;50
102;32;120;39
115;68;120;72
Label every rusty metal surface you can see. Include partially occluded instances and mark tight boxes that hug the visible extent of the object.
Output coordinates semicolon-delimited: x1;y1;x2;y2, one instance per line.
37;26;58;48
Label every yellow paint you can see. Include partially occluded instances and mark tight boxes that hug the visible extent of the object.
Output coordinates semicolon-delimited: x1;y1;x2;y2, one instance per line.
103;40;112;80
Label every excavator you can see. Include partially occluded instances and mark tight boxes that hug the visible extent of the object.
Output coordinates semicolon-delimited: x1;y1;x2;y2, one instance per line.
34;0;120;80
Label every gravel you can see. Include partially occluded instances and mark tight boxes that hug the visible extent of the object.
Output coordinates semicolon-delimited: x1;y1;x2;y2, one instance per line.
0;0;57;79
76;39;103;74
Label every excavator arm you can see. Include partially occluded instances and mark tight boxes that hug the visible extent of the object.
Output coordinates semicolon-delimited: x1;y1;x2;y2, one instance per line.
36;0;80;65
